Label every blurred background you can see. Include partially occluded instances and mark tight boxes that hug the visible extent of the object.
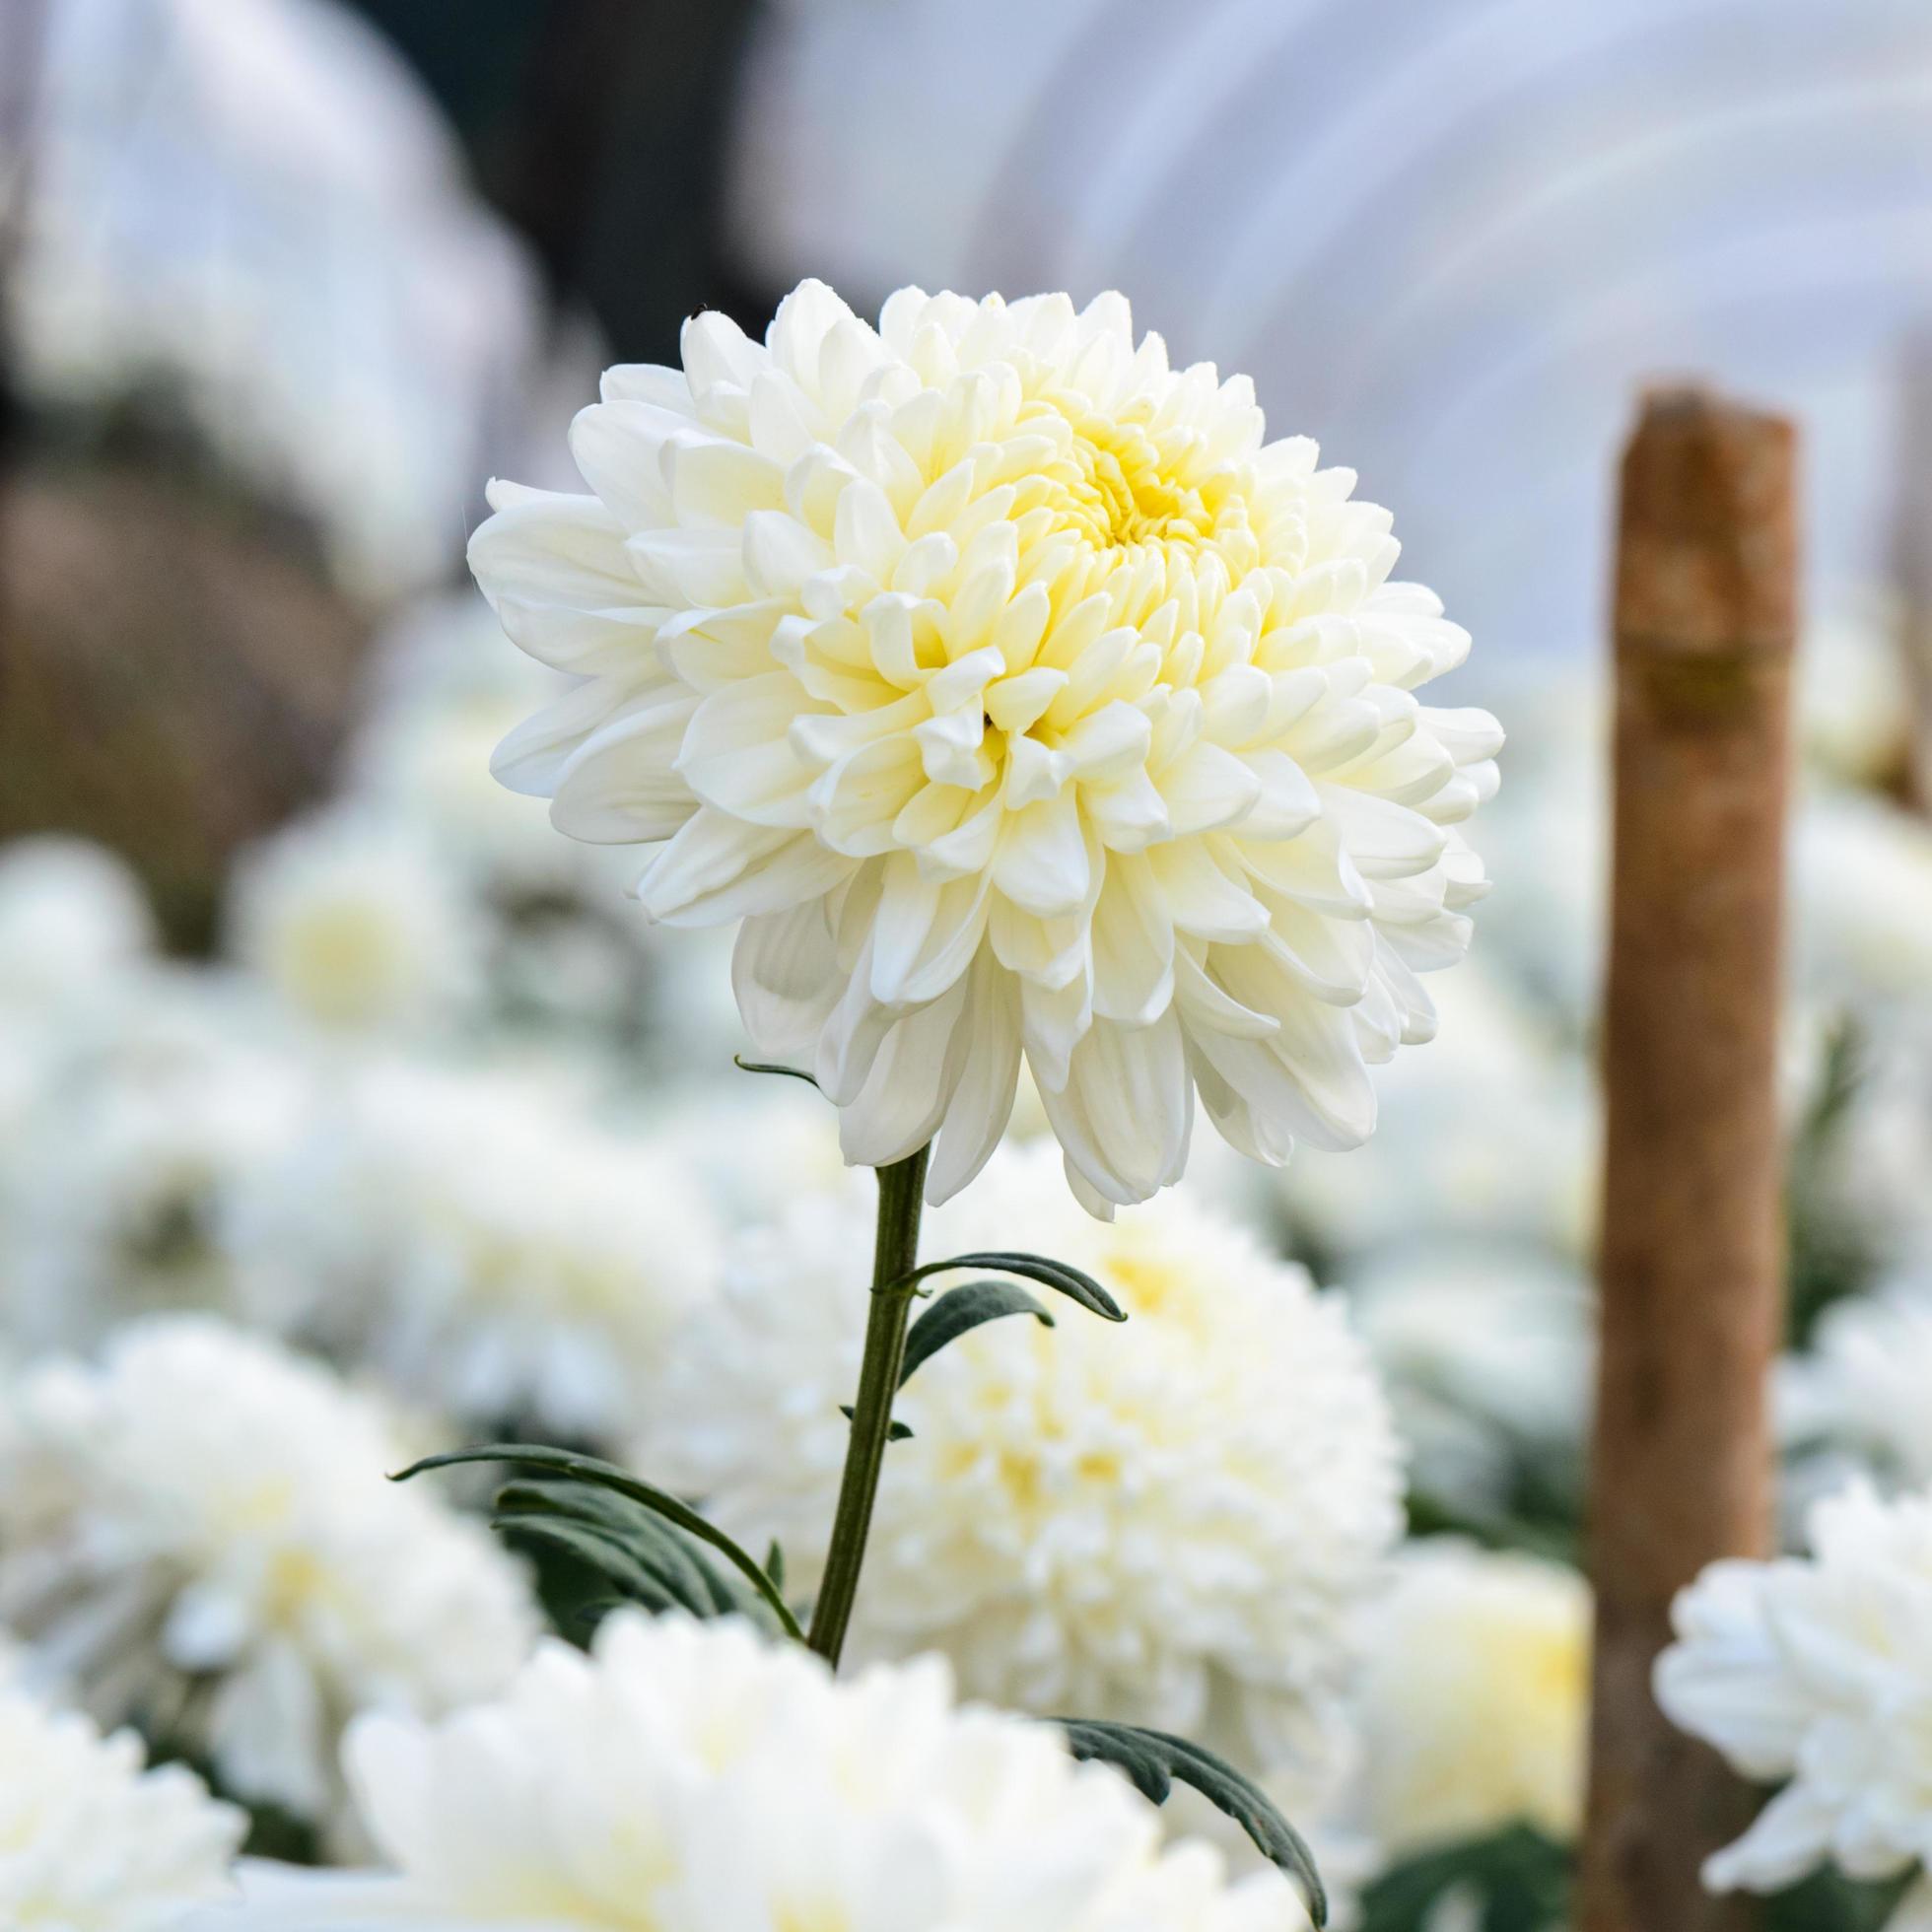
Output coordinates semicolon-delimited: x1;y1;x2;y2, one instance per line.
3;1;1932;1924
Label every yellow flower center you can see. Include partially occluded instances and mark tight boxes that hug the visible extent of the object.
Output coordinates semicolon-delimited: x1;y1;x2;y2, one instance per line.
1011;395;1264;596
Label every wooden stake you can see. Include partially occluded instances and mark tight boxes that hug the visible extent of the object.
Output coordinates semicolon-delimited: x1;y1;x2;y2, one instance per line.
1579;387;1798;1932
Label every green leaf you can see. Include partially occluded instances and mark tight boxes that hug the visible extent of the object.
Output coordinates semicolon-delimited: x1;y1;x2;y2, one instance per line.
1056;1719;1326;1925
1356;1825;1568;1932
839;1404;914;1441
732;1055;821;1090
494;1478;758;1622
393;1444;804;1642
894;1250;1126;1323
900;1278;1054;1387
765;1541;786;1594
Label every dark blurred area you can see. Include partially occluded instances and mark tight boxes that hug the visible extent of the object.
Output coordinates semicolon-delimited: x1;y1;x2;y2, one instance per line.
347;0;770;356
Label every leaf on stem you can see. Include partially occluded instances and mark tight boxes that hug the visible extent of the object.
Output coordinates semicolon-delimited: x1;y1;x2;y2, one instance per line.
732;1055;821;1089
494;1477;759;1622
899;1278;1054;1386
393;1443;804;1642
892;1250;1126;1323
838;1404;913;1441
1055;1719;1327;1926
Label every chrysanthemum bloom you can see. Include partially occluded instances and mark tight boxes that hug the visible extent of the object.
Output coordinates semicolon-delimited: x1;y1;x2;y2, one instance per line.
227;807;489;1035
640;1142;1402;1782
1354;1542;1589;1859
2;980;317;1354
0;1319;539;1839
228;1611;1307;1930
234;1058;722;1443
1657;1480;1932;1910
0;1683;243;1931
1782;1285;1932;1488
471;281;1500;1212
0;835;156;1016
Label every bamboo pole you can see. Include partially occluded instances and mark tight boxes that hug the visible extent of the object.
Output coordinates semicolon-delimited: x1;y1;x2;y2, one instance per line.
1579;387;1799;1932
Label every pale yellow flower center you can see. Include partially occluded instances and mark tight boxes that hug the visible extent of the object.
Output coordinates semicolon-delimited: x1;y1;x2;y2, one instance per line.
1017;394;1264;586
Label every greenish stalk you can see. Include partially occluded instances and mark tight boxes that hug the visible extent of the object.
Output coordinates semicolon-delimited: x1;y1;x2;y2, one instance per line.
807;1142;930;1666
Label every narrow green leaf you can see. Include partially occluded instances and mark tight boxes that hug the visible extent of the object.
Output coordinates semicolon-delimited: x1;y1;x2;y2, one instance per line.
899;1279;1055;1387
892;1250;1126;1323
732;1055;821;1090
1056;1719;1327;1926
496;1479;756;1622
765;1542;786;1595
494;1512;686;1616
839;1404;913;1441
394;1444;804;1642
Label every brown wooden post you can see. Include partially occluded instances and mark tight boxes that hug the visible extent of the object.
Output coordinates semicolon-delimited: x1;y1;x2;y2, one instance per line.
1579;387;1798;1932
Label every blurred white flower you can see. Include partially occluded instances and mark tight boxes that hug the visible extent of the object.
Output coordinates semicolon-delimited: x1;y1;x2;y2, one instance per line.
1280;965;1595;1269
1783;1284;1932;1486
0;1682;243;1931
229;1610;1308;1931
1354;1542;1590;1859
1;976;316;1351
226;808;489;1036
0;835;157;1014
0;1318;538;1836
1791;791;1932;1006
237;1057;722;1441
472;279;1499;1215
1798;602;1913;792
1349;1245;1592;1517
11;0;547;601
1657;1480;1932;1897
345;595;600;896
642;1141;1402;1784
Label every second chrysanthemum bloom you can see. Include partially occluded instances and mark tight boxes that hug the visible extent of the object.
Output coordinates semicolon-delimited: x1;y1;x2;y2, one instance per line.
471;281;1499;1212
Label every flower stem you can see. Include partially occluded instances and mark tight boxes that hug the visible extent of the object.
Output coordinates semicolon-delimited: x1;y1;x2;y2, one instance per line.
807;1142;929;1667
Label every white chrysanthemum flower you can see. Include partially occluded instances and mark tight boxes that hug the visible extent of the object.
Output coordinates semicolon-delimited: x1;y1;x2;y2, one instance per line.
1354;1543;1589;1859
1;978;317;1352
642;1140;1402;1781
228;1611;1308;1931
1281;965;1595;1269
0;1682;243;1931
1783;1284;1932;1487
0;835;157;1014
1657;1479;1932;1897
226;808;490;1036
0;1319;539;1837
1798;603;1913;791
470;280;1500;1214
1349;1244;1592;1516
235;1058;722;1441
1791;791;1932;1007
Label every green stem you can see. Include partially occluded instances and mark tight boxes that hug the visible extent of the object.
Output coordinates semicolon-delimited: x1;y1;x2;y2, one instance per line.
807;1142;929;1666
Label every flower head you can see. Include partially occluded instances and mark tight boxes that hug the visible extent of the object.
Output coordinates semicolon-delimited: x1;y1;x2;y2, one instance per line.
471;281;1499;1212
235;1057;723;1443
641;1141;1402;1781
0;1683;243;1931
1657;1480;1932;1894
0;835;156;1016
1;978;316;1353
0;1319;538;1836
226;808;488;1036
233;1610;1307;1930
1354;1542;1590;1858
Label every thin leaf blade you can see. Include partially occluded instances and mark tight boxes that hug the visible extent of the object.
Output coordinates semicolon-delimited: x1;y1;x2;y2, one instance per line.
897;1250;1126;1323
900;1278;1055;1387
394;1443;803;1642
1056;1719;1327;1926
